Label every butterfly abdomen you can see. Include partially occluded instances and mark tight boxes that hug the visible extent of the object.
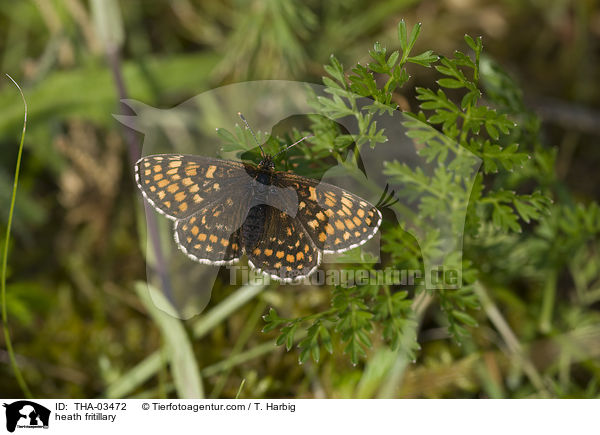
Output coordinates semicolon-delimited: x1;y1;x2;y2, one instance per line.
242;205;267;252
240;168;275;252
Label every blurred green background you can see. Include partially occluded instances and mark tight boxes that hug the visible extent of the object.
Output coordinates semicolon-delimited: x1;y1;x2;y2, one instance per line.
1;0;599;399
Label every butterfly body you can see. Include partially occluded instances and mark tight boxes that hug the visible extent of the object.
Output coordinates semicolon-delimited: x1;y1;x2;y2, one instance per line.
135;153;382;282
242;205;268;252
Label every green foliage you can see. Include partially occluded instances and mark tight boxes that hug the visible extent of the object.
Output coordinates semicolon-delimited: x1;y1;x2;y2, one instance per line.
2;0;599;399
135;282;204;398
313;21;437;153
261;22;561;364
1;75;33;398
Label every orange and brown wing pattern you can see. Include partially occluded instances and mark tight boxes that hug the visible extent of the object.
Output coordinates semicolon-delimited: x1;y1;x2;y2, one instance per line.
135;154;248;220
172;171;255;264
276;173;382;254
246;206;321;282
175;213;243;265
136;153;382;280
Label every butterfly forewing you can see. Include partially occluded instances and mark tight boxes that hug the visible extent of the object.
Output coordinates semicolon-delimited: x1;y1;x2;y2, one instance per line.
276;173;382;254
135;155;249;220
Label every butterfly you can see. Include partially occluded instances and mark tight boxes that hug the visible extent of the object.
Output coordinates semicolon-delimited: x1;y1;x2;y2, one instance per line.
135;116;382;282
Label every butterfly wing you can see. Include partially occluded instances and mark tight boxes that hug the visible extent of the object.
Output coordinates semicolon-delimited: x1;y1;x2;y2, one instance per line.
137;154;256;263
174;208;245;265
275;172;382;254
135;154;250;220
246;206;321;282
136;154;382;276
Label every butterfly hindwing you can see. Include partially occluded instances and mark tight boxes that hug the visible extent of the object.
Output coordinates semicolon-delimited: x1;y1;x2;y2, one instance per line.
246;206;321;282
174;199;251;264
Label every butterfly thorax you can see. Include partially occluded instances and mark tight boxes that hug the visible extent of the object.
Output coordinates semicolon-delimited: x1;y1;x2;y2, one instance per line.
252;156;276;196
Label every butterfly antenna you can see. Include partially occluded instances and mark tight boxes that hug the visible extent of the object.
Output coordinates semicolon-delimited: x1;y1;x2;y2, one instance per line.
375;183;399;209
274;135;314;158
238;112;265;157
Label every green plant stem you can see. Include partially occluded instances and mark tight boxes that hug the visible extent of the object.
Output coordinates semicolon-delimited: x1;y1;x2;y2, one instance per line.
200;340;285;378
210;298;266;398
105;283;264;398
474;281;549;396
376;291;432;398
539;269;557;333
1;74;33;398
235;379;246;399
131;333;309;398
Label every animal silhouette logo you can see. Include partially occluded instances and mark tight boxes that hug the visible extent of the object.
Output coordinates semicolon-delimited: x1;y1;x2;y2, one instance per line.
3;401;50;433
115;80;482;317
